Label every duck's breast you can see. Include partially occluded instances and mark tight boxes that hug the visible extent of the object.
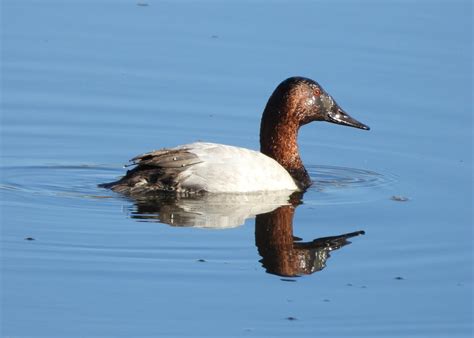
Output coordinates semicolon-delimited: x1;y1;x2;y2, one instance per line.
176;142;299;193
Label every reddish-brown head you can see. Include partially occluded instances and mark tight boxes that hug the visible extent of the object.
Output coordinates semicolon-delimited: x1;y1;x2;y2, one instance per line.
259;77;369;190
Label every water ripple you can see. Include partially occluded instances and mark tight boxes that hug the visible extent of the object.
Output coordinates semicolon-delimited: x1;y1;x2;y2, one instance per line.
0;164;396;207
305;165;397;205
0;164;121;199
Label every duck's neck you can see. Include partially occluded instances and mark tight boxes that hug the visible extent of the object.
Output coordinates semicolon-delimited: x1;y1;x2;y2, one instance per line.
259;111;311;190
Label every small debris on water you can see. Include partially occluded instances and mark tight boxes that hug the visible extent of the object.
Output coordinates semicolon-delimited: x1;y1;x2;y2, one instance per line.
346;283;353;287
391;195;409;202
394;276;405;280
323;299;331;302
197;259;206;263
211;35;219;39
24;237;35;241
137;2;149;6
286;316;297;321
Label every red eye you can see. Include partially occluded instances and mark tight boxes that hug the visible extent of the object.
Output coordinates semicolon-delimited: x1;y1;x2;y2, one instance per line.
314;88;321;96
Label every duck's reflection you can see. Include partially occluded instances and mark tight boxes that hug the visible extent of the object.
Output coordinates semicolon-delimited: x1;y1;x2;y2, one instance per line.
130;191;294;228
255;205;364;277
128;192;364;277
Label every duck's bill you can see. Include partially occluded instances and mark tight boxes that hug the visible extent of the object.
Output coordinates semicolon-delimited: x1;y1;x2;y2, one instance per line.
326;109;370;130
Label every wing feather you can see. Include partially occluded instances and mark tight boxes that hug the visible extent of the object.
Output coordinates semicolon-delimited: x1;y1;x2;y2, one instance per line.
100;147;202;195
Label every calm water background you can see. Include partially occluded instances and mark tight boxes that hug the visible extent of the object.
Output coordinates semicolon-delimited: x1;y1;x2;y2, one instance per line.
1;0;472;337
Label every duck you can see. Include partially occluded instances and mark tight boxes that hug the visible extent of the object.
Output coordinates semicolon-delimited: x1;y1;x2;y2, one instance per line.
99;76;369;195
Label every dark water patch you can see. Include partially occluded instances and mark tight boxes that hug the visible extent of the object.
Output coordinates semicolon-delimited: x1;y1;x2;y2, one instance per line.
391;195;409;202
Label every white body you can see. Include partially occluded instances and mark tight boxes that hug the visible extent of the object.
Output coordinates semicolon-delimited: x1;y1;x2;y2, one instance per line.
173;142;299;193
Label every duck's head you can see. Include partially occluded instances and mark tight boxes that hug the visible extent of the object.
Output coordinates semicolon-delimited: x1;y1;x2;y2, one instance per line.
260;76;370;190
264;76;370;130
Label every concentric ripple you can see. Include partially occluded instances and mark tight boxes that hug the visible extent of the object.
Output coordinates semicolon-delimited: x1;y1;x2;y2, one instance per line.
0;164;397;210
305;164;397;205
0;164;121;200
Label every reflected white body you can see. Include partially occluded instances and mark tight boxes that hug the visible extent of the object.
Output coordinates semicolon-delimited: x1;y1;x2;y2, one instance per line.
152;191;294;228
173;142;299;193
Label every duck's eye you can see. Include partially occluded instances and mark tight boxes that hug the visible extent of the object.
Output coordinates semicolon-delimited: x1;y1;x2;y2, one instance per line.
314;88;321;96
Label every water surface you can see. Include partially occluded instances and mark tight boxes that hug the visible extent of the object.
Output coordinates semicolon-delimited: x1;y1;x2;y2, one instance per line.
1;0;472;336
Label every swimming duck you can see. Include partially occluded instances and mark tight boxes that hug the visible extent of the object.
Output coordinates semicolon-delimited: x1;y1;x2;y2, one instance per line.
100;77;369;195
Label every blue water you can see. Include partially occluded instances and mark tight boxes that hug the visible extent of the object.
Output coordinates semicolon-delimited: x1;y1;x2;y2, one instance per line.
1;0;472;336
